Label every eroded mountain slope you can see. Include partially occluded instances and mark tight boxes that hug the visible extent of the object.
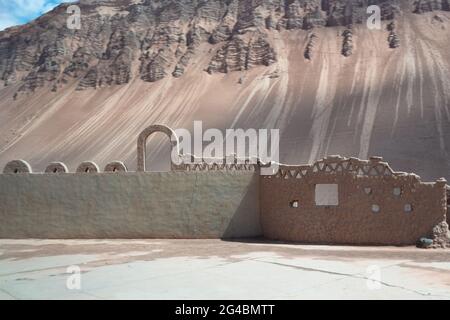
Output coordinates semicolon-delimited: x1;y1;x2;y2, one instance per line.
0;0;449;179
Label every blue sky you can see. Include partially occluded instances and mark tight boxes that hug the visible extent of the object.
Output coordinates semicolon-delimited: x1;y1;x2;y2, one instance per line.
0;0;71;31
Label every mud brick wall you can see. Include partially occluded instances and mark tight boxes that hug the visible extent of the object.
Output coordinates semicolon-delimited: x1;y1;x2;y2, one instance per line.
260;157;447;245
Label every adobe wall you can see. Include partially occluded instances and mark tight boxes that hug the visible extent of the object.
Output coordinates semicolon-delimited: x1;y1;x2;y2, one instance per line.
0;171;261;239
1;125;448;246
260;156;448;245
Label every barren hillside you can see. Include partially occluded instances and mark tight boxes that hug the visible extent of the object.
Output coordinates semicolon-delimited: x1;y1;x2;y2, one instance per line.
0;0;449;179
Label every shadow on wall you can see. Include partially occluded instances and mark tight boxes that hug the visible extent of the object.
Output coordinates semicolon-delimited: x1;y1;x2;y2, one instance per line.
222;173;262;239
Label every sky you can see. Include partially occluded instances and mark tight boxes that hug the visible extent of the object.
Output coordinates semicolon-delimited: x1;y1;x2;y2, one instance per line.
0;0;70;31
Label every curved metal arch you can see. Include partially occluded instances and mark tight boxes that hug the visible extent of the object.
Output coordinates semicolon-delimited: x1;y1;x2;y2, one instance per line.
137;124;180;172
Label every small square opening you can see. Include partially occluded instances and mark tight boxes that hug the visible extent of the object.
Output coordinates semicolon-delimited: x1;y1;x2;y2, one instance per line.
315;184;339;206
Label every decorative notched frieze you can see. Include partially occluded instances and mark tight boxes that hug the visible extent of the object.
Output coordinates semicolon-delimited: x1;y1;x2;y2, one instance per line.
267;155;396;180
173;154;258;172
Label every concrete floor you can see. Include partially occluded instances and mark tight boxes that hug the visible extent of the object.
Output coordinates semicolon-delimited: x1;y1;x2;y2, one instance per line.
0;239;449;300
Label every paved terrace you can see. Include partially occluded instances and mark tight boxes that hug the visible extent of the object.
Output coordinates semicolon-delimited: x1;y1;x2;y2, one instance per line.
0;239;449;300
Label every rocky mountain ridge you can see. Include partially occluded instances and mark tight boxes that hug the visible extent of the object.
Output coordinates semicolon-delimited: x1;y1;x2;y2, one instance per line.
1;0;447;96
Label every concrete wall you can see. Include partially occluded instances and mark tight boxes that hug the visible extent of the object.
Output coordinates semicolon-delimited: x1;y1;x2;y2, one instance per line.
0;171;261;239
261;158;448;245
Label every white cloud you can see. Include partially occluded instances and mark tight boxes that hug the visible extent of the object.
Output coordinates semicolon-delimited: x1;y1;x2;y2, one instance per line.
0;0;68;31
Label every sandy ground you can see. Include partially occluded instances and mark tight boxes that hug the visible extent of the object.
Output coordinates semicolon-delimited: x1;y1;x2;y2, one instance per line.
0;239;449;300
